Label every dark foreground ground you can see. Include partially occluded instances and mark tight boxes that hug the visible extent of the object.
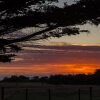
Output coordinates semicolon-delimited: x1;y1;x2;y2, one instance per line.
0;82;100;100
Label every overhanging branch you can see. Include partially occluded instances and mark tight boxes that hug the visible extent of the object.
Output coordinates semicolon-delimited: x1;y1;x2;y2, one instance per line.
4;25;59;45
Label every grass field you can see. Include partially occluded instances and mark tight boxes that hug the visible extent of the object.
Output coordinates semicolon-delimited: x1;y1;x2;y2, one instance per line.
0;82;100;100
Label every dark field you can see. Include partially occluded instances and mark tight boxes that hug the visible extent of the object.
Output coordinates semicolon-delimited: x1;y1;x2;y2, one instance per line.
0;83;100;100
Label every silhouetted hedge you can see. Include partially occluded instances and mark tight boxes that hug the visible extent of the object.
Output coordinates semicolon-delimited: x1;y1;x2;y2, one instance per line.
1;69;100;85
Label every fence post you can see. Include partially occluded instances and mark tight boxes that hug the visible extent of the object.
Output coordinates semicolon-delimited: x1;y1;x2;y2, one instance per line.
48;89;51;100
78;89;81;100
25;88;28;100
89;87;93;100
1;87;4;100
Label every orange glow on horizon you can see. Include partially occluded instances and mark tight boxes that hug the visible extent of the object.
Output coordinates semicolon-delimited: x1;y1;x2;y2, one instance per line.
0;63;99;75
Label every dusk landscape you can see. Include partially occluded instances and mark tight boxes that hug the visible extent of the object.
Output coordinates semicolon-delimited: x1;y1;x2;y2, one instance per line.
0;0;100;100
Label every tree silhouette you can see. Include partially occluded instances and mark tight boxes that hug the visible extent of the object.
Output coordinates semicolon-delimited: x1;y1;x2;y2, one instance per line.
0;0;100;62
1;69;100;85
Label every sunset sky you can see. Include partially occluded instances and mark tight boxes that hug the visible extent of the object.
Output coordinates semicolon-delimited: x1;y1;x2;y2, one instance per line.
0;23;100;78
0;0;100;79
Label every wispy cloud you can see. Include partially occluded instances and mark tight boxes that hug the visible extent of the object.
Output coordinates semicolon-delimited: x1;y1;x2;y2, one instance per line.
0;43;100;75
10;44;100;65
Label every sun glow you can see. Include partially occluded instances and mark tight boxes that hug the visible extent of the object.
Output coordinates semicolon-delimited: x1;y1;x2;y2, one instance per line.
0;63;98;75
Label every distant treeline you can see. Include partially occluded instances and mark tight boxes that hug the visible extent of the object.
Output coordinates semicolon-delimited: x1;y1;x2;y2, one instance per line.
1;69;100;85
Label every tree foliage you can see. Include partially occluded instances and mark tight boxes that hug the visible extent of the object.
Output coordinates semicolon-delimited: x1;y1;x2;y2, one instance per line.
0;0;100;62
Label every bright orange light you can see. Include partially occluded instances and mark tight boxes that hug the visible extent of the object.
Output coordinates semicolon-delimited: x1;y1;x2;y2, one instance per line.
0;63;99;75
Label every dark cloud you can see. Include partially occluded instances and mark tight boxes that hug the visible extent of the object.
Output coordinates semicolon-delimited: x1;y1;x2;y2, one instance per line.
10;45;100;65
0;44;100;76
